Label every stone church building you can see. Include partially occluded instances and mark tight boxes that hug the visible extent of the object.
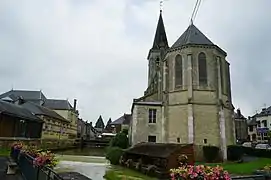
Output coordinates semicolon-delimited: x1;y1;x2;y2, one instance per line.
129;11;235;160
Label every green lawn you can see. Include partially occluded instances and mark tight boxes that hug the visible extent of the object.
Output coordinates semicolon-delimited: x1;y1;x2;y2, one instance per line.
197;158;271;175
104;166;157;180
0;148;10;156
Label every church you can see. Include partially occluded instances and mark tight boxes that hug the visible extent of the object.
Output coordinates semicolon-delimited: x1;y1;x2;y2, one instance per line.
129;10;235;160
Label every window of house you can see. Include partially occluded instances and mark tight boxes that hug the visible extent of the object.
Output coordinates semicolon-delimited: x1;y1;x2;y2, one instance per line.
175;54;183;87
198;52;207;86
177;138;180;143
262;120;267;127
257;121;261;127
149;109;157;123
204;139;207;144
148;135;156;142
249;126;253;132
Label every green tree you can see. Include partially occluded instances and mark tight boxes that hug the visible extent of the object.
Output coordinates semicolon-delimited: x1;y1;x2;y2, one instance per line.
110;130;129;149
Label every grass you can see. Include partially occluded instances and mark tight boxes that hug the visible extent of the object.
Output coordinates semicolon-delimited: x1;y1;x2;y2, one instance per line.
197;158;271;175
104;166;157;180
0;148;10;156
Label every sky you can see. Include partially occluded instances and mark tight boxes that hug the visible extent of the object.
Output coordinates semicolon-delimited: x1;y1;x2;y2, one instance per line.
0;0;270;124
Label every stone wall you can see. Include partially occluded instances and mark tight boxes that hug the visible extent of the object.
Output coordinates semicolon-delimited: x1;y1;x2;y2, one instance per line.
0;137;77;149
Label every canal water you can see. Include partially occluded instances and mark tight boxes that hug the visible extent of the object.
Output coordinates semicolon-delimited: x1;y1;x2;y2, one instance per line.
54;147;109;180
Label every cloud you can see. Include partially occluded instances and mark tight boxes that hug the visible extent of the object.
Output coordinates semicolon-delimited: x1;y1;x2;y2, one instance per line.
0;0;270;123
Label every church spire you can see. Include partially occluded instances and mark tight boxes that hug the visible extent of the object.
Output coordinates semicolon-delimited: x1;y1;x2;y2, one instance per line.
151;10;168;50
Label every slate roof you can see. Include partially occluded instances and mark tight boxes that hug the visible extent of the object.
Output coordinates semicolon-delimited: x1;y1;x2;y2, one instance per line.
111;114;131;125
125;142;191;158
43;99;73;110
0;100;42;122
95;115;105;129
0;90;46;101
21;102;69;122
171;24;214;48
151;12;168;50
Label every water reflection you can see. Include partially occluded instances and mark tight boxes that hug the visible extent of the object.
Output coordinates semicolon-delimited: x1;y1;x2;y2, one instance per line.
57;147;106;157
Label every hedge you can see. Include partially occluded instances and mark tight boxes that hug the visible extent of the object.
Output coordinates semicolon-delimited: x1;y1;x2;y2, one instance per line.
243;147;271;158
203;145;220;162
106;147;124;165
227;145;244;161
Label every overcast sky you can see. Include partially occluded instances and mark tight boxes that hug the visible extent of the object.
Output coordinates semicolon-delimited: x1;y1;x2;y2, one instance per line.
0;0;270;123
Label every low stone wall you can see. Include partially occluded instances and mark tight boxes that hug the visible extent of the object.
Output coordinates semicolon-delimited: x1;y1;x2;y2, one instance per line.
0;137;79;150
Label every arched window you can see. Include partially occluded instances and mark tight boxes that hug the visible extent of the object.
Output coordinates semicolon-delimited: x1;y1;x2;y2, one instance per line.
198;52;207;85
175;54;183;87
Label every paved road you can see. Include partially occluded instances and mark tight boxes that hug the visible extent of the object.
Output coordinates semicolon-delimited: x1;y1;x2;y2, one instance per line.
0;156;22;180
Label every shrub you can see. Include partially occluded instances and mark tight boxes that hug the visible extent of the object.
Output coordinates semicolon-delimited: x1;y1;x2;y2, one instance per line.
203;145;219;162
110;131;129;149
227;145;244;161
106;147;123;165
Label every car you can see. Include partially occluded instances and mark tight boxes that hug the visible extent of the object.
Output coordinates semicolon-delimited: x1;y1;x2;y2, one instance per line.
255;143;271;150
242;142;252;148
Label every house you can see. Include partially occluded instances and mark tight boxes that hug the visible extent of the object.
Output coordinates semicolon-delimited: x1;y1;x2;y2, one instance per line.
94;115;105;133
130;10;235;160
43;99;78;139
247;116;257;142
234;108;248;142
0;89;79;140
0;100;43;139
111;114;131;134
249;107;271;142
20;101;70;140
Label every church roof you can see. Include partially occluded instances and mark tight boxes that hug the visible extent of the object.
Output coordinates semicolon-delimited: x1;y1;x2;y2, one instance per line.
95;115;105;128
171;24;214;48
151;12;168;50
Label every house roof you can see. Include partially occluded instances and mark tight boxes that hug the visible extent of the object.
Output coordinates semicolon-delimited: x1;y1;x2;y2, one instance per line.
171;24;214;48
0;100;42;122
95;115;105;128
21;102;69;122
125;142;191;158
151;11;168;50
0;90;46;101
111;114;131;125
43;99;73;110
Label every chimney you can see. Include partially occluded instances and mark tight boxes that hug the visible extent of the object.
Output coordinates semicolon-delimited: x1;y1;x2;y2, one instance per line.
73;99;77;111
237;108;241;116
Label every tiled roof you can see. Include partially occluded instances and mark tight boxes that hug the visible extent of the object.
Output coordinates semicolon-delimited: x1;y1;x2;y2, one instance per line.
21;102;69;122
0;100;42;122
43;99;72;110
171;24;214;48
111;114;131;125
0;90;46;101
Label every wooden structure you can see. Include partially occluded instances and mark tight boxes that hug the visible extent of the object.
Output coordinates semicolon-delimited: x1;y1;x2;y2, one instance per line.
0;100;43;138
121;143;195;179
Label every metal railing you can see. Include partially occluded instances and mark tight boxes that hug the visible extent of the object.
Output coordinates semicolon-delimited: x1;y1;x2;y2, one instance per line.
11;149;63;180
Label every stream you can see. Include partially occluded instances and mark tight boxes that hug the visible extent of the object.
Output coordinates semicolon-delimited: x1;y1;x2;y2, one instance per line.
54;147;109;180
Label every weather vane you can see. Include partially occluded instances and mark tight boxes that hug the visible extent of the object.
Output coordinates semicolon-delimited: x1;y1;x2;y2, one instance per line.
160;0;163;12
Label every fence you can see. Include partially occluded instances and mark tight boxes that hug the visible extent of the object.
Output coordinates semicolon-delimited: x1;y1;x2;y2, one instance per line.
11;149;63;180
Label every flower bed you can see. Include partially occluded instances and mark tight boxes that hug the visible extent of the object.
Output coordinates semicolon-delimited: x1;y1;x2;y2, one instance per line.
11;141;59;168
170;165;231;180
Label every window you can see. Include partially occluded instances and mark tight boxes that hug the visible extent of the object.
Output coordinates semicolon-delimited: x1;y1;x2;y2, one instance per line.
149;109;157;123
177;138;180;143
148;135;156;142
203;139;207;144
198;52;207;85
175;54;183;87
249;126;253;132
262;120;267;127
219;57;225;93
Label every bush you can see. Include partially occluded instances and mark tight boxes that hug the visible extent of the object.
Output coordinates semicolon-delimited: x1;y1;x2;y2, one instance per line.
203;146;219;162
110;131;129;149
106;147;124;165
227;145;244;161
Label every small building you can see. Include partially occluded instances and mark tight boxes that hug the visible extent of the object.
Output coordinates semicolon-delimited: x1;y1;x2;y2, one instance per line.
110;114;131;134
0;100;43;138
234;108;248;143
121;143;194;179
20;101;70;140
